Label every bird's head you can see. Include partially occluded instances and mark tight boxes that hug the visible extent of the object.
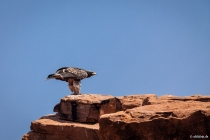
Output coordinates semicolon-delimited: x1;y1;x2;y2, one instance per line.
86;71;96;78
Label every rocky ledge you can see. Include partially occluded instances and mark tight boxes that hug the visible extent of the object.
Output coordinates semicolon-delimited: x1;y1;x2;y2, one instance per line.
22;94;210;140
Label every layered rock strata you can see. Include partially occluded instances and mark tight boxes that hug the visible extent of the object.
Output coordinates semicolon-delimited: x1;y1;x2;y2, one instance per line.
22;114;102;140
99;98;210;140
22;94;210;140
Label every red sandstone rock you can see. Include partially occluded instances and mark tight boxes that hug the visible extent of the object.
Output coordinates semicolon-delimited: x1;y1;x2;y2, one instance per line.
99;98;210;140
22;132;68;140
54;94;113;123
149;94;210;105
117;94;157;110
100;97;122;115
99;94;157;115
22;94;210;140
22;114;102;140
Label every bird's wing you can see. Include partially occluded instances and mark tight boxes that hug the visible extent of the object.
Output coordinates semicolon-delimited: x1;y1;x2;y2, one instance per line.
56;67;69;72
55;67;88;80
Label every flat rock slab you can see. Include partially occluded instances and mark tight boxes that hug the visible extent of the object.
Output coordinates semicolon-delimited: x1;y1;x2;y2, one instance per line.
22;114;102;140
149;94;210;105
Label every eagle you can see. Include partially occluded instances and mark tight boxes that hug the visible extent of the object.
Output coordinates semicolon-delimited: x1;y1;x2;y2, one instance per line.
46;67;96;95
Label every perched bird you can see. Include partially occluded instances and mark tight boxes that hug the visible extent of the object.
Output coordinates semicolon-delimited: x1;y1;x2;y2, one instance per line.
46;67;96;95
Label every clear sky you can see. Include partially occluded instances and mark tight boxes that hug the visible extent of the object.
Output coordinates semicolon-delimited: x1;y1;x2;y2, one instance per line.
0;1;210;139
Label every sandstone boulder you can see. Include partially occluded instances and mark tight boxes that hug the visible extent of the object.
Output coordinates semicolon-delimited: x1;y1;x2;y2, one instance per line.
54;94;113;123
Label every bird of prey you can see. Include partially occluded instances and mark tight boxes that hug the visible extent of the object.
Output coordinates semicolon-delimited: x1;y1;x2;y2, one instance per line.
46;67;96;95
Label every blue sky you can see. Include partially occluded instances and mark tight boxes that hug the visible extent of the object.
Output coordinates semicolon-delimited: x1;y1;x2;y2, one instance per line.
0;1;210;139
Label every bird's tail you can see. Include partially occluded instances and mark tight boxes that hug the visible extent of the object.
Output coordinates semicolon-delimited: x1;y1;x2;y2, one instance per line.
46;74;55;80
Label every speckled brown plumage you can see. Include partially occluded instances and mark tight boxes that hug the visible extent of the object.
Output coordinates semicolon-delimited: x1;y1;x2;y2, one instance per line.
46;67;96;95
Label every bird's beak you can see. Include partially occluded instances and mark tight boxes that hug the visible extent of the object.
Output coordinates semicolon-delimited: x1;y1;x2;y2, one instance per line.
45;78;49;81
93;72;96;75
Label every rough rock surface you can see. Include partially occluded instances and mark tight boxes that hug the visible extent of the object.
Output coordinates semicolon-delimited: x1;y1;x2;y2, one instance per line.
22;94;210;140
22;114;102;140
100;95;210;140
117;94;157;110
54;94;113;123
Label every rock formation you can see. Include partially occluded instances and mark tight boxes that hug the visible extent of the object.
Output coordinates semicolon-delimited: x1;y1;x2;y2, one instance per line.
22;94;210;140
